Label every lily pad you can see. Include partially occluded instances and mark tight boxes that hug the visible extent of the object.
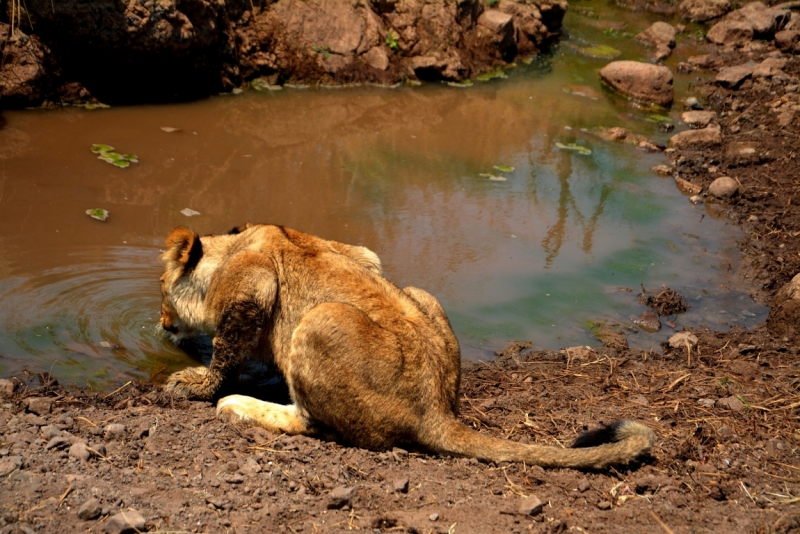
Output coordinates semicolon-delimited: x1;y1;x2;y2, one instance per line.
86;208;109;222
91;144;114;154
493;165;515;173
555;142;593;155
180;208;201;217
476;70;508;82
92;144;138;168
575;44;621;60
447;80;473;88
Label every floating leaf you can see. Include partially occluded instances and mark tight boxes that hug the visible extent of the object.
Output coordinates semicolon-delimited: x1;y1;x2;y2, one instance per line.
476;70;508;82
91;144;114;154
493;165;515;173
82;103;110;110
447;80;473;88
180;208;201;217
86;208;109;221
555;142;593;155
161;126;179;133
488;175;507;181
575;44;621;59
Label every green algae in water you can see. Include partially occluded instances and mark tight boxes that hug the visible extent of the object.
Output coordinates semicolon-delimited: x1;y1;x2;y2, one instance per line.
447;80;473;88
476;70;508;82
91;144;138;168
555;142;592;155
646;114;673;124
575;44;621;59
493;165;515;173
251;78;283;91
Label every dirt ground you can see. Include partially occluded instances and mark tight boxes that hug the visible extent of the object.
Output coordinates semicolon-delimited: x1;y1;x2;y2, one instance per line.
2;6;800;534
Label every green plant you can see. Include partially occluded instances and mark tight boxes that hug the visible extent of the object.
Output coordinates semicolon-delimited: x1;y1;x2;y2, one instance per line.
385;31;399;51
487;0;499;6
311;45;332;59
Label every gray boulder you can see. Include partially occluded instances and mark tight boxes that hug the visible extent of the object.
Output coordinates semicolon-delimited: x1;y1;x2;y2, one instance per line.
599;61;674;106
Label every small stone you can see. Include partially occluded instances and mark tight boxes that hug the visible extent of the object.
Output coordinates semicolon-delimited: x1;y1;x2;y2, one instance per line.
650;164;673;176
0;455;22;477
717;395;745;412
69;442;92;462
698;398;716;408
669;125;722;149
717;425;734;438
77;498;102;520
392;447;408;460
681;110;717;129
668;332;698;349
41;426;61;441
708;176;739;198
25;397;52;415
103;509;145;534
103;424;126;441
675;177;703;195
429;513;439;521
327;486;357;509
518;495;543;516
241;457;261;474
0;379;15;398
707;20;754;46
715;64;754;88
224;474;245;484
597;500;613;510
363;47;389;71
689;194;704;205
23;413;47;426
394;476;410;493
577;479;590;492
684;96;703;110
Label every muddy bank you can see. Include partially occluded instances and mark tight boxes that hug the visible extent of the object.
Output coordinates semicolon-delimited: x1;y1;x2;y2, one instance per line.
0;0;565;107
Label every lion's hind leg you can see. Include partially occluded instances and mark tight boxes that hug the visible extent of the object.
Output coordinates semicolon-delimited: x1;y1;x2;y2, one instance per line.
217;395;311;435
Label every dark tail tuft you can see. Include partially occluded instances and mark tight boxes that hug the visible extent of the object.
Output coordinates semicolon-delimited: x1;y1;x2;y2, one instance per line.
571;420;627;448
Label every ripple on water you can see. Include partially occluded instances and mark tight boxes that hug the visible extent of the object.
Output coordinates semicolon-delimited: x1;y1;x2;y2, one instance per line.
0;246;191;389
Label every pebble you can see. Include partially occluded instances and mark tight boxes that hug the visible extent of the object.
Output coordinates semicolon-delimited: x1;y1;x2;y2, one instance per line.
241;457;261;474
45;437;70;450
327;486;357;509
77;498;103;520
394;476;410;493
668;332;698;349
597;500;613;510
518;495;543;516
104;424;126;441
675;177;703;195
0;379;14;398
650;164;673;176
25;397;52;415
0;455;22;477
69;442;92;462
224;474;244;484
717;396;745;412
40;425;62;440
578;479;590;492
429;513;439;521
708;176;739;198
103;509;145;534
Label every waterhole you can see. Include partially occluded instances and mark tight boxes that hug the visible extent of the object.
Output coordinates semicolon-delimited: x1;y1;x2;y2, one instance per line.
0;1;767;389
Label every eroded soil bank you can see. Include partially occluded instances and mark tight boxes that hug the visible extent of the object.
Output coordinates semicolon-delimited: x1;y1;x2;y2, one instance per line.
0;0;565;106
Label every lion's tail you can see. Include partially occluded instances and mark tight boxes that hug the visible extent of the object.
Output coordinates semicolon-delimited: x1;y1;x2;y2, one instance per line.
422;419;655;469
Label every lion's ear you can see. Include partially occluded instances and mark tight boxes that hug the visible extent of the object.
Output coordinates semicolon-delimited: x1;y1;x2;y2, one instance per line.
165;226;203;270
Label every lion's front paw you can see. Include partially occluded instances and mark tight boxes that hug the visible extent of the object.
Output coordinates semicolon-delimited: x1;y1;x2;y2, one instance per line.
163;366;219;400
216;395;256;426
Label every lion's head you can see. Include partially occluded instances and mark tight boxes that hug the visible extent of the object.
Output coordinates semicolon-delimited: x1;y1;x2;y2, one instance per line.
158;226;206;341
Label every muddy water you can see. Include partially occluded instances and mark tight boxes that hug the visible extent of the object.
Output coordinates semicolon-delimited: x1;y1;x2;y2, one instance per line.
0;3;766;389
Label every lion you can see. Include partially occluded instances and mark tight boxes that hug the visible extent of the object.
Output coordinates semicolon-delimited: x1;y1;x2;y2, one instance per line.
159;223;655;469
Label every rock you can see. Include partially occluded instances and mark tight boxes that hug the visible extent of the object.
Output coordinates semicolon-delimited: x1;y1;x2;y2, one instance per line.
678;0;731;22
599;61;674;106
0;455;23;477
681;110;717;128
775;30;800;52
668;332;698;349
23;413;47;426
40;425;61;440
77;498;102;520
717;395;745;412
715;64;754;88
518;495;543;516
224;474;245;484
753;57;787;79
327;486;357;509
577;479;590;492
45;437;70;450
241;457;261;474
103;424;126;441
669;126;722;149
103;509;145;534
689;194;704;205
684;96;703;110
394;476;410;493
636;22;678;50
768;273;800;342
0;379;15;398
724;2;789;39
363;47;389;71
25;397;53;415
708;176;739;198
651;164;673;176
698;398;716;408
478;10;513;34
597;500;613;510
0;25;57;108
675;176;702;195
429;512;439;521
634;475;673;493
69;442;92;462
707;20;754;46
688;54;717;69
632;310;661;332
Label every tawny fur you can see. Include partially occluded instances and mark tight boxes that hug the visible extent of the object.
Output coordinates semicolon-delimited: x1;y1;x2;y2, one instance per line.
159;224;656;469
